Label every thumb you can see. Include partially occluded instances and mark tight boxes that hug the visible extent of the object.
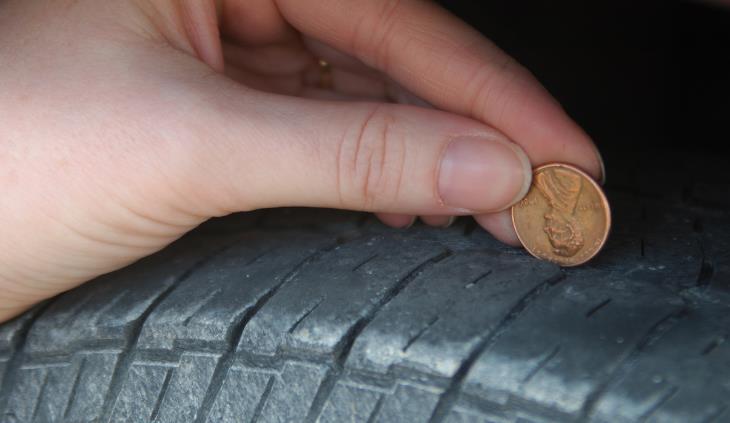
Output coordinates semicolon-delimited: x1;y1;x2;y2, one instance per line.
184;83;532;217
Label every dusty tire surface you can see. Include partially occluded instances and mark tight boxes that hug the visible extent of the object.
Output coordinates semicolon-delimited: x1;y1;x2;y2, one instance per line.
0;154;729;423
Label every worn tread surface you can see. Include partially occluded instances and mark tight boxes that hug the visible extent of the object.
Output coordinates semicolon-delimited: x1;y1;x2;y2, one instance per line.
1;154;729;422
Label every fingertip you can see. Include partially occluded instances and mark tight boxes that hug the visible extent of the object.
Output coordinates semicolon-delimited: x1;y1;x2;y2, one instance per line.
375;213;416;229
420;215;457;228
444;216;457;228
474;211;522;247
596;146;607;185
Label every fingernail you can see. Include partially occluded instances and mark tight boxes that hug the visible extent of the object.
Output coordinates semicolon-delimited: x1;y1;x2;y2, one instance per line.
438;136;532;212
596;148;607;185
404;216;417;229
443;216;457;228
585;135;606;185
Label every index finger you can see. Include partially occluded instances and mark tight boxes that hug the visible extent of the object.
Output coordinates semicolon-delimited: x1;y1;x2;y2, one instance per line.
273;0;605;182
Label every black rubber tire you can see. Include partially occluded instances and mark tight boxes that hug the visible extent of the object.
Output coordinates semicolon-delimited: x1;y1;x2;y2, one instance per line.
1;153;729;423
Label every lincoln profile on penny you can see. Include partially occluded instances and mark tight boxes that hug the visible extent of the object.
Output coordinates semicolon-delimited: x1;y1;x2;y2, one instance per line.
535;168;585;257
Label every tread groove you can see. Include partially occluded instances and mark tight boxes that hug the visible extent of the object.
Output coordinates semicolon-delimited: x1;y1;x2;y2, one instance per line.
365;394;385;423
250;375;276;423
427;271;567;423
701;335;726;356
352;254;379;272
697;259;714;287
585;298;612;318
245;248;275;266
91;290;128;326
638;386;678;422
29;368;50;422
403;316;440;352
62;356;85;419
0;300;53;415
464;270;492;289
288;297;326;334
463;219;478;236
303;367;340;423
149;367;173;421
183;288;223;327
521;345;561;385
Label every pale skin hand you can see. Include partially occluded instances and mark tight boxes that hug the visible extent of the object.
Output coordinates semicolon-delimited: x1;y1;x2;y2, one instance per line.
0;0;603;323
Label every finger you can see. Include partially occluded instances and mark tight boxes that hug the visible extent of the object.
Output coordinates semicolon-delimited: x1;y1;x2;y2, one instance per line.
420;215;456;228
180;77;532;216
474;211;521;246
273;0;605;182
220;0;298;45
376;213;416;228
180;0;225;72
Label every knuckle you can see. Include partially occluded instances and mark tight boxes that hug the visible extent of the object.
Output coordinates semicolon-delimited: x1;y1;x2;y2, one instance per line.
337;106;407;210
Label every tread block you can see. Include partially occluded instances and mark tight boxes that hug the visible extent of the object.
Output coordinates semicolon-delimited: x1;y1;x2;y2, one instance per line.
64;351;120;422
444;408;493;423
237;233;448;357
3;366;45;422
25;242;217;354
461;270;686;417
595;200;703;285
152;353;220;423
347;251;558;378
375;383;442;422
257;361;328;422
206;366;272;422
591;306;730;423
319;381;383;423
31;363;77;423
0;307;41;391
0;311;35;354
109;362;175;422
4;359;90;423
138;233;326;350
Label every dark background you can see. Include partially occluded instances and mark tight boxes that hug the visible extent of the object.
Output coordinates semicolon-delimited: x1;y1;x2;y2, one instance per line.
437;1;729;165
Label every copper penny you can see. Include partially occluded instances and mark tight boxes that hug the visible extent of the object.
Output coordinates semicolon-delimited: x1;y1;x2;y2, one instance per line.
511;163;611;267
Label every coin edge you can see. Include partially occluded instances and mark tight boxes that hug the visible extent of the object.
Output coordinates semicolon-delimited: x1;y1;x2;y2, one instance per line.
510;163;612;267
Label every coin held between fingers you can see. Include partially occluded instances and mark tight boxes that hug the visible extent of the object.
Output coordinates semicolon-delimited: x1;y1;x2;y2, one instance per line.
511;163;611;267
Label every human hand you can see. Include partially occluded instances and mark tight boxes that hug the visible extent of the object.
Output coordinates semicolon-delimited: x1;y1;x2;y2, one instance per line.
0;0;603;322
